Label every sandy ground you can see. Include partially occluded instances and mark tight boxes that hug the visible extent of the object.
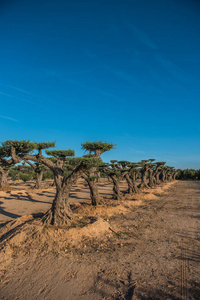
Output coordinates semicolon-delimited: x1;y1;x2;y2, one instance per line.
0;179;129;224
0;180;199;299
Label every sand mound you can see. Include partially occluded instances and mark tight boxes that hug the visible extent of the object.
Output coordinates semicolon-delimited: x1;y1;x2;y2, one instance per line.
0;216;111;278
123;200;143;209
143;193;159;200
73;202;128;219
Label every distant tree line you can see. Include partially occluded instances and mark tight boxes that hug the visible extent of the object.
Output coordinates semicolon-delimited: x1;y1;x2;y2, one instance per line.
176;169;200;180
9;165;54;183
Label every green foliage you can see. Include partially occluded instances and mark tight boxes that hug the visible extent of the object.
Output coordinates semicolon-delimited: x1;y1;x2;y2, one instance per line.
35;164;45;173
110;160;118;164
98;162;126;179
81;141;115;153
9;168;19;181
42;169;54;181
176;169;200;180
2;140;35;155
0;146;10;158
81;157;102;169
83;154;95;158
156;162;166;166
46;149;74;158
34;142;55;150
19;173;33;182
85;175;99;181
1;140;55;157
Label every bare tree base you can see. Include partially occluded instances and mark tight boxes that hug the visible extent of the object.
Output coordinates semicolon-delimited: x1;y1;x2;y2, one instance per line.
42;208;73;227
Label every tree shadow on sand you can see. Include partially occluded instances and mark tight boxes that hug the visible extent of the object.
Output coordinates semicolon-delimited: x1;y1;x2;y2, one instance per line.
0;201;21;219
0;212;44;243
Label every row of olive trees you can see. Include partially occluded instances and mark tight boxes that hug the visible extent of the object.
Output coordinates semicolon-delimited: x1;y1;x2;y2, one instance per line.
0;140;177;226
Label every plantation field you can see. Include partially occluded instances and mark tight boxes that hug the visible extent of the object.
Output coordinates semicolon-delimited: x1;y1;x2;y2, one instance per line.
0;180;199;299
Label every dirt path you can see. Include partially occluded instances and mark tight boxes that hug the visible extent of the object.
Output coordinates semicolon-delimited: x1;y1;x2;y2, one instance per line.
0;181;199;299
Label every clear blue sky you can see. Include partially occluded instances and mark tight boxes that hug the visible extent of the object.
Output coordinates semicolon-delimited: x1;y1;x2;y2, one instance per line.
0;0;200;169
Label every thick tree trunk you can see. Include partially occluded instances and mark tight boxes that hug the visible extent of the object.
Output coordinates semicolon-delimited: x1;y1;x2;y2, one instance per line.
43;187;73;226
34;170;43;189
168;174;173;182
161;170;166;182
125;174;133;194
131;171;140;193
148;169;155;188
43;164;86;226
86;179;101;206
155;171;161;184
125;173;139;194
138;169;149;190
111;176;122;200
0;169;9;189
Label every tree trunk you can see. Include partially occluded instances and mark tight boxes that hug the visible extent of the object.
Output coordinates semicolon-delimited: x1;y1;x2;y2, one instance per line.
111;176;122;200
131;171;140;193
43;187;73;226
155;171;161;184
161;170;166;182
42;163;86;226
168;174;173;181
148;169;154;188
34;170;43;189
86;179;101;206
125;174;133;194
125;173;139;194
0;169;9;189
138;168;149;190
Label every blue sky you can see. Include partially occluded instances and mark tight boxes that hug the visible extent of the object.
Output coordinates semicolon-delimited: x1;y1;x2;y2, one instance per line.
0;0;200;169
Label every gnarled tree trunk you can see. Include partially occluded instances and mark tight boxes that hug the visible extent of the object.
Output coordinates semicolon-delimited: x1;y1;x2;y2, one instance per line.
138;167;149;190
148;169;155;188
43;164;86;226
168;174;173;181
85;178;101;206
125;173;139;194
43;186;73;226
161;170;166;182
155;171;161;184
110;176;122;200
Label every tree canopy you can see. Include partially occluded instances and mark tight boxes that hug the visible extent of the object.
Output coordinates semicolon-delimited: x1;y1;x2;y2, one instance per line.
81;141;115;155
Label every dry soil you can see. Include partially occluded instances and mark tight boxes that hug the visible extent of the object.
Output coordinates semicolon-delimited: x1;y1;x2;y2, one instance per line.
0;180;199;299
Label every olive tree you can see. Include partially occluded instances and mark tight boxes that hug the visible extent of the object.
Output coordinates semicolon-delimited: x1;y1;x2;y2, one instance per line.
138;160;151;190
6;140;100;226
81;141;115;158
118;161;140;194
152;162;166;186
99;160;127;200
24;161;46;189
81;141;115;205
0;140;35;189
